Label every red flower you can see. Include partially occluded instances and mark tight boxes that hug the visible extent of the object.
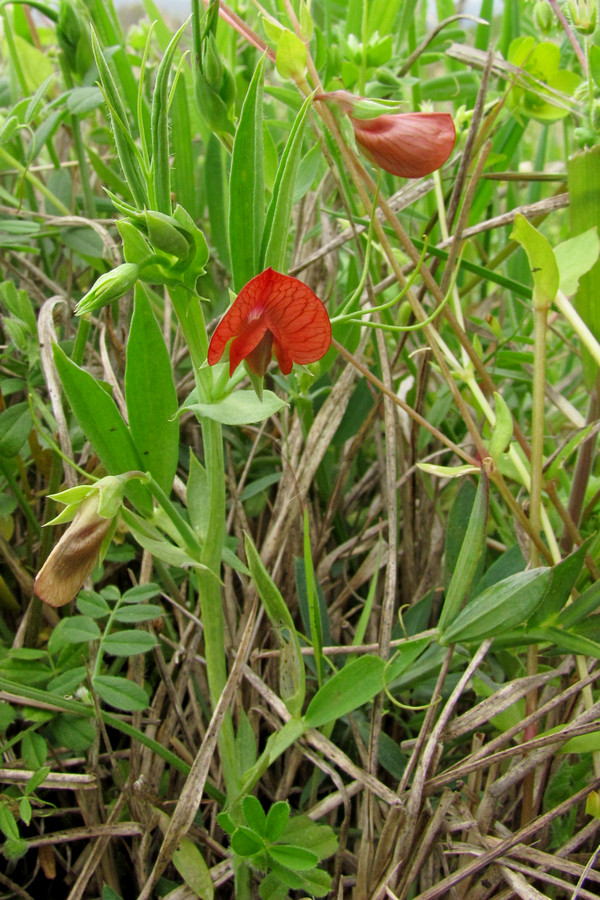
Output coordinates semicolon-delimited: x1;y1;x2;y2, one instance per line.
207;268;331;376
319;91;456;178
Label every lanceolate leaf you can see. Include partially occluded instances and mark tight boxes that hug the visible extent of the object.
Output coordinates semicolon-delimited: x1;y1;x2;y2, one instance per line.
441;567;552;645
229;54;266;291
260;91;314;272
125;285;179;494
439;471;489;632
53;345;151;513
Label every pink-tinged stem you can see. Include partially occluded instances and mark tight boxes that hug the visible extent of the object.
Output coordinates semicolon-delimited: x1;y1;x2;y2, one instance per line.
547;0;587;73
201;0;276;62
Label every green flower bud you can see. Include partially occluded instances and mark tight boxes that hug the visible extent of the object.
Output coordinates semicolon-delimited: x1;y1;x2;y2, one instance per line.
57;0;94;81
567;0;597;34
145;210;191;260
533;1;553;34
75;263;139;315
203;32;223;90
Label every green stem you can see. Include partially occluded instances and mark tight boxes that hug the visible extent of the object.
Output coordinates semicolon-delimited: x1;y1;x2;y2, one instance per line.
196;415;239;797
530;306;547;568
0;146;71;215
167;284;239;799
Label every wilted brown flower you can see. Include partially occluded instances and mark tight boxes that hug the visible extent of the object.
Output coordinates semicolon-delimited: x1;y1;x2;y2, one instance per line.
34;495;115;608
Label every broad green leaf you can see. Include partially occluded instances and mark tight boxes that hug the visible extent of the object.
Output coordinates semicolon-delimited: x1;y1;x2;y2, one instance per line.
48;714;96;752
172;837;214;900
231;826;264;857
48;616;101;653
76;592;110;618
242;795;267;836
229;54;265;291
511;214;559;310
20;733;47;770
47;667;87;696
53;345;151;514
125;285;178;493
303;655;385;729
269;844;318;871
121;583;161;603
112;604;163;623
0;803;20;840
102;630;157;656
184;390;287;426
555;228;600;296
265;801;290;842
65;86;104;115
92;675;149;711
441;567;552;645
281;815;337;860
439;471;489;631
591;44;600;89
260;91;314;272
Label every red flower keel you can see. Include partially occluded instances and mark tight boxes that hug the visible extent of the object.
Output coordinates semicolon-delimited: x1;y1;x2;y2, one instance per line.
208;268;331;376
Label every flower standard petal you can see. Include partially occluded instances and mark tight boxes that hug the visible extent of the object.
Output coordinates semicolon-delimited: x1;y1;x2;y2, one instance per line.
207;268;331;375
351;112;456;178
260;269;332;366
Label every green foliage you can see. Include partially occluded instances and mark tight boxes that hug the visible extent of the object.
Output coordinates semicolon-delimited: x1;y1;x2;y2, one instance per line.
1;0;600;895
219;798;336;898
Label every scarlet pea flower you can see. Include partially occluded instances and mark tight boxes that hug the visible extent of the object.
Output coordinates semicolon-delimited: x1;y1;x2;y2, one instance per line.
319;91;456;179
207;268;332;376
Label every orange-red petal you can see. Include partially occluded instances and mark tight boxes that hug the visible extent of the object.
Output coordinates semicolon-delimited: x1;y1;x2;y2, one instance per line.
207;268;331;375
351;112;455;178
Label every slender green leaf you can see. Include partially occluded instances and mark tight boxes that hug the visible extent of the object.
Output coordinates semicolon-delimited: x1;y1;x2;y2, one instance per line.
125;285;178;494
229;54;266;291
53;344;151;514
150;17;188;214
260;91;313;272
439;471;489;631
441;567;552;645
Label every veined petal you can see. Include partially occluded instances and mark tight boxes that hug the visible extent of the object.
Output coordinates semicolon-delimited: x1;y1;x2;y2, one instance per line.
351;112;455;178
260;269;332;365
207;268;331;376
